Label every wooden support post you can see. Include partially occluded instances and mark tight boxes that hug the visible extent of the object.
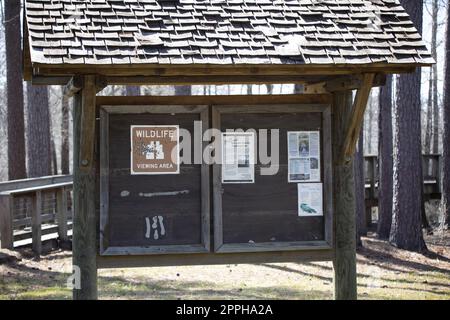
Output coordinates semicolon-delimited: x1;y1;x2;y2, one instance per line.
369;157;376;204
0;195;13;249
332;90;358;300
342;73;375;160
56;187;68;241
365;205;372;229
31;191;42;256
436;155;442;194
72;75;98;300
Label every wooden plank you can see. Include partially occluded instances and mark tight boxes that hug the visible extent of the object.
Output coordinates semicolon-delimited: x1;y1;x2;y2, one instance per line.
217;241;331;253
97;94;333;107
56;187;68;241
200;108;211;252
97;249;333;269
324;74;386;92
31;191;42;255
99;109;109;255
342;73;375;161
323;107;334;246
369;157;376;200
102;105;209;114
212;107;223;252
102;245;209;256
72;81;98;300
103;104;329;115
79;75;97;172
14;222;73;242
105;75;324;86
22;20;32;82
304;83;327;94
13;213;55;228
0;195;13;249
437;155;442;193
212;104;328;114
0;182;73;196
332;90;357;300
0;175;72;193
33;62;420;78
32;76;72;86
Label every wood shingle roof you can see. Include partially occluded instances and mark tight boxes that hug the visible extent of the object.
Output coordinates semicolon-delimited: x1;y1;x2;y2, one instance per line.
25;0;433;67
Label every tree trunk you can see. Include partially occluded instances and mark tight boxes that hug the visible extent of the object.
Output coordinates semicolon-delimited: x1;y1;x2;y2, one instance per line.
126;86;140;96
174;86;191;96
441;0;450;229
61;87;70;174
354;129;366;247
390;0;427;252
5;0;26;180
377;75;393;240
26;84;52;178
431;0;439;154
425;69;433;153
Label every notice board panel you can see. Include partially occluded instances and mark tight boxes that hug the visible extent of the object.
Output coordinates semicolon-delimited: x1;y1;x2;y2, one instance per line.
100;105;210;255
213;105;333;253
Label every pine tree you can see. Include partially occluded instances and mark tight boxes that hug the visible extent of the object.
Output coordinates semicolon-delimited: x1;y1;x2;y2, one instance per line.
5;0;26;179
390;0;427;252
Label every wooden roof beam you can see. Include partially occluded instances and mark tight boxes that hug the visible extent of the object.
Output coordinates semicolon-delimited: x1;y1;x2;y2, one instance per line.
104;75;315;86
341;73;376;162
31;63;420;78
304;73;386;93
325;73;385;92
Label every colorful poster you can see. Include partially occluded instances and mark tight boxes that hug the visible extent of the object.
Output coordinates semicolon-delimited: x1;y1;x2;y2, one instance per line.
222;132;255;183
297;183;323;217
288;131;321;182
130;125;179;175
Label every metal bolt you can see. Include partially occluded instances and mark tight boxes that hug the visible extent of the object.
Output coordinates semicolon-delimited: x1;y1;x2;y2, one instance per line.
81;159;89;166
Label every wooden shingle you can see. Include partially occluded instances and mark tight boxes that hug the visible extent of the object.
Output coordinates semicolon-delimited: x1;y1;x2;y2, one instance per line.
24;0;432;66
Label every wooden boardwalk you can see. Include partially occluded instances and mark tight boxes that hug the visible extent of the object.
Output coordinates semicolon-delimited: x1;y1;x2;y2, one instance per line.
364;154;442;208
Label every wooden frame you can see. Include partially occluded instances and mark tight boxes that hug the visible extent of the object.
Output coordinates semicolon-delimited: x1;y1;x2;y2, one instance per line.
212;104;333;253
99;105;210;256
93;95;334;268
97;249;333;269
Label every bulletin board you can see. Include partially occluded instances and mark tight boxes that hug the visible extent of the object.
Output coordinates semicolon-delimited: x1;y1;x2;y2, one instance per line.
99;105;210;255
212;105;333;253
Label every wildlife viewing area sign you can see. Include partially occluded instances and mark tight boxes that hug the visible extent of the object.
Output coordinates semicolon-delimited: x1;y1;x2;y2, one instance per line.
130;125;180;175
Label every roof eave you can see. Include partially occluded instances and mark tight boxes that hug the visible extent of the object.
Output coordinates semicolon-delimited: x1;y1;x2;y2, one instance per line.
30;61;429;81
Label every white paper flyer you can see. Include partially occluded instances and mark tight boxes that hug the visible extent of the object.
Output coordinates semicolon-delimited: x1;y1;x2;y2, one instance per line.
288;131;321;182
222;132;255;183
297;183;323;217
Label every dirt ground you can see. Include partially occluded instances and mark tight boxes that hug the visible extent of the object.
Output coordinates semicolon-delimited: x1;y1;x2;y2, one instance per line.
0;231;449;300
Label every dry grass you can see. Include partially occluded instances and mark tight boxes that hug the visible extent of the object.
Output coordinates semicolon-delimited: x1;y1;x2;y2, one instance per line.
0;231;449;300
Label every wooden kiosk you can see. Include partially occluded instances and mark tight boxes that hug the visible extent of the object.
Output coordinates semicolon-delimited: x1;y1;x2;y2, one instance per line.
23;0;432;300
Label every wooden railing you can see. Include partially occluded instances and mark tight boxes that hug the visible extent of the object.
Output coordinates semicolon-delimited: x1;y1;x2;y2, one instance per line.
364;154;442;204
0;175;73;255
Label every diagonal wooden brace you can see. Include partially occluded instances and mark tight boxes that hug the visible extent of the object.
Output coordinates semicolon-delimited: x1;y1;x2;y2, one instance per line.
341;73;375;162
